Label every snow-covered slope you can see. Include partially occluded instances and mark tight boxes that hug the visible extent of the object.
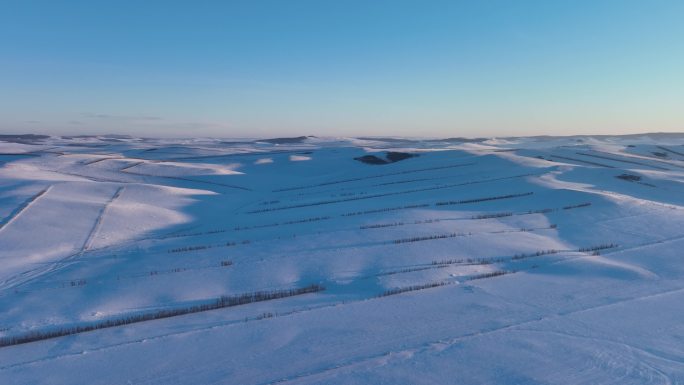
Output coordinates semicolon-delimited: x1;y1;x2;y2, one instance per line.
1;134;684;384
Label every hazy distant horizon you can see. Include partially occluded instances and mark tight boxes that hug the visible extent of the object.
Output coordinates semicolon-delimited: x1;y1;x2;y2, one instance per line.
2;130;684;142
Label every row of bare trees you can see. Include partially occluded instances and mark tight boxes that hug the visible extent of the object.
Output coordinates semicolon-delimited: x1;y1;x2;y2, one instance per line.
0;284;325;348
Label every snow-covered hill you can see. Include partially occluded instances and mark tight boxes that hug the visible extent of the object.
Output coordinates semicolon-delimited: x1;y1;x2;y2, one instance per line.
1;133;684;384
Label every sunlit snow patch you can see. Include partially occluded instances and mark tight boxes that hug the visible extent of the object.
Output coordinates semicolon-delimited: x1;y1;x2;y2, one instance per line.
126;161;243;176
289;155;311;161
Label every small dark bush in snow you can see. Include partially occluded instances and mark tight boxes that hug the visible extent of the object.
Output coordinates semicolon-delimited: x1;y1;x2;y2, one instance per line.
616;174;641;182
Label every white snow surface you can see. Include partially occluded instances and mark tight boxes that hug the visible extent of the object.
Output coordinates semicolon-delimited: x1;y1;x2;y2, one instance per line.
1;134;684;384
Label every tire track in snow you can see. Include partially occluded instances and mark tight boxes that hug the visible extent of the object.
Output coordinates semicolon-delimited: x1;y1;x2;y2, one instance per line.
0;186;52;234
515;329;683;371
124;282;683;385
0;186;124;292
81;186;125;252
259;286;684;385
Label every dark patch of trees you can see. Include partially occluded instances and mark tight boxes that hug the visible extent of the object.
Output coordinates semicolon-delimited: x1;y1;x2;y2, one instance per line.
379;282;448;297
563;202;591;210
226;240;251;247
392;225;556;245
233;216;331;231
342;203;430;217
255;312;275;320
386;152;417;162
355;155;389;165
168;245;210;253
468;270;512;280
361;222;405;229
376;265;447;277
431;242;617;267
393;232;468;244
0;134;50;144
435;192;533;206
432;258;498;266
473;212;513;219
528;208;553;214
361;218;441;229
578;243;618;252
374;177;435;187
512;249;560;260
256;136;308;144
68;279;87;287
353;151;418;165
233;223;279;231
282;216;331;225
616;173;641;182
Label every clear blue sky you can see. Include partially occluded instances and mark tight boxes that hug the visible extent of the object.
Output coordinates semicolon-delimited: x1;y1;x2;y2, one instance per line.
1;0;683;138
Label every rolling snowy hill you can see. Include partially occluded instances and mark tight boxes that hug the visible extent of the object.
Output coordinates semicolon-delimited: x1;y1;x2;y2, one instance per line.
1;134;684;384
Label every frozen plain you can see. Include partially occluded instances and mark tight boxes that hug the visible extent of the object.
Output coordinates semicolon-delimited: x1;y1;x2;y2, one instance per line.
1;134;684;384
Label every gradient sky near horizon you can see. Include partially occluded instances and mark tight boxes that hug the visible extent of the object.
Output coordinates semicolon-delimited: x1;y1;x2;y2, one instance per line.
1;0;683;138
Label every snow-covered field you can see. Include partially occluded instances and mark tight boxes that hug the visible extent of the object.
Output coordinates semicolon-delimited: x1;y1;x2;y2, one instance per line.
1;133;684;384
